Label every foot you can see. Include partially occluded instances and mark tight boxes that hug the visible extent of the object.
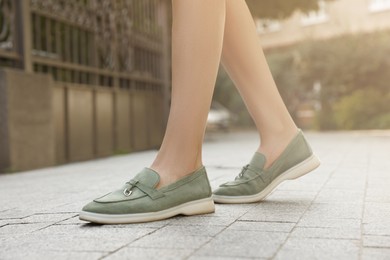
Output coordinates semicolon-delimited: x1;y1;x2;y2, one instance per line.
212;129;320;204
257;128;299;169
150;164;203;189
79;167;215;224
150;157;204;189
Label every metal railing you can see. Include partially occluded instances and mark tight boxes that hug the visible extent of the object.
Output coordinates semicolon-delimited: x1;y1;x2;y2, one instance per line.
0;0;171;164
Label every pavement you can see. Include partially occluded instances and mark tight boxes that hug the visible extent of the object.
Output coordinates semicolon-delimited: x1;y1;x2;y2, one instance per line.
1;130;390;260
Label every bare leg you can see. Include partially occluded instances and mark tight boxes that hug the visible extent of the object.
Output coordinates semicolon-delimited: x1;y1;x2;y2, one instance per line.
150;0;226;188
221;0;298;168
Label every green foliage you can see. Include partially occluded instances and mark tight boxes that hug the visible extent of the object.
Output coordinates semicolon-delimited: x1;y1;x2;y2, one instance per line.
0;167;15;174
298;32;390;101
214;30;390;130
245;0;333;19
369;113;390;129
334;90;390;130
297;31;390;129
113;149;131;155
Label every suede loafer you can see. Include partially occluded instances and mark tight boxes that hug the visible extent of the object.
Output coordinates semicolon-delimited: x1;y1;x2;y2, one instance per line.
80;166;215;224
213;130;320;203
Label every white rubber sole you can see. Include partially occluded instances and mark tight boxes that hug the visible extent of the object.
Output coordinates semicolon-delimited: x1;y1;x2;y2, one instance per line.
79;197;215;224
212;154;321;204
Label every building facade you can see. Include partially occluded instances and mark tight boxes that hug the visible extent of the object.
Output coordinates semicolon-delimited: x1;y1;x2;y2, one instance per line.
0;0;171;172
256;0;390;49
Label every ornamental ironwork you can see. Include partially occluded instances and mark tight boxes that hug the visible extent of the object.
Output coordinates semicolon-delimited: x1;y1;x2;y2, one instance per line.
1;0;165;88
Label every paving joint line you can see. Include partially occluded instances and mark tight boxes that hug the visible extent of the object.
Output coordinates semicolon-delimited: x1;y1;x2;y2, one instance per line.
98;222;171;259
0;215;34;220
363;245;390;249
270;148;350;259
32;214;79;233
237;220;296;224
0;208;16;213
358;138;372;260
31;212;79;215
185;203;259;259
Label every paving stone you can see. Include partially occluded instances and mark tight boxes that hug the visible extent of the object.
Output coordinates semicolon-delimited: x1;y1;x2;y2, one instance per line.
240;212;303;223
36;223;156;238
303;202;363;220
0;223;50;236
56;216;86;225
45;202;91;213
361;248;390;260
290;227;361;239
240;208;304;223
57;216;172;228
0;210;34;220
193;230;287;258
227;221;295;233
239;200;309;223
315;188;365;203
363;235;390;248
2;230;152;253
157;224;226;237
0;131;389;259
274;238;360;260
0;250;105;260
267;190;318;203
0;221;8;227
105;247;194;260
366;189;390;203
276;180;325;192
368;177;390;188
253;200;310;211
169;215;237;226
189;256;263;260
0;218;27;226
212;204;256;218
364;202;390;223
17;213;78;223
297;216;361;229
363;223;390;236
130;232;212;249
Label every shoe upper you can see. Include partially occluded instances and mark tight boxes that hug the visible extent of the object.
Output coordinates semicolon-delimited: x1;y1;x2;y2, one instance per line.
82;166;212;215
213;130;313;197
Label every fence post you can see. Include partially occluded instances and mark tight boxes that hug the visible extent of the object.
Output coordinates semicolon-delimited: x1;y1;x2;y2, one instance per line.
15;0;33;73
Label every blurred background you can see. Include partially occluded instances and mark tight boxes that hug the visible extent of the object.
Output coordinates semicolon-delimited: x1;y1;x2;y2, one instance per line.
0;0;389;173
215;0;390;131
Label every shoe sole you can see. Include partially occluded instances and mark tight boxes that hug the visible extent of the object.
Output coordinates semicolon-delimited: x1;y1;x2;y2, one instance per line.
79;197;215;224
212;154;321;204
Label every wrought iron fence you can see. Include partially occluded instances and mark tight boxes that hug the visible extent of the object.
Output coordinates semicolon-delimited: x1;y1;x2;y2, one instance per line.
0;0;17;67
0;0;171;166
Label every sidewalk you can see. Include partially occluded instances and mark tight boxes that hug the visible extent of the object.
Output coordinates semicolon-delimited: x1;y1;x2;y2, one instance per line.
1;130;390;259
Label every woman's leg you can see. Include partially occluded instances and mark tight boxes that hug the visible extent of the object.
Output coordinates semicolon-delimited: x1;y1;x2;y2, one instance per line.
221;0;298;168
80;1;225;222
150;0;226;188
212;0;320;204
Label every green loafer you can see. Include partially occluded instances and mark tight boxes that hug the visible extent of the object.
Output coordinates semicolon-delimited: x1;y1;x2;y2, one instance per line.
79;166;215;224
213;130;320;204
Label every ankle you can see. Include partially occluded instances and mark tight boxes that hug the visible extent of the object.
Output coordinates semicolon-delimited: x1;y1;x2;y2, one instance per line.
257;128;299;168
150;159;203;188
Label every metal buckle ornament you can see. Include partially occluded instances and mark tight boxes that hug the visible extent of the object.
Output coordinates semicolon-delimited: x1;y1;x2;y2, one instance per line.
123;188;132;196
